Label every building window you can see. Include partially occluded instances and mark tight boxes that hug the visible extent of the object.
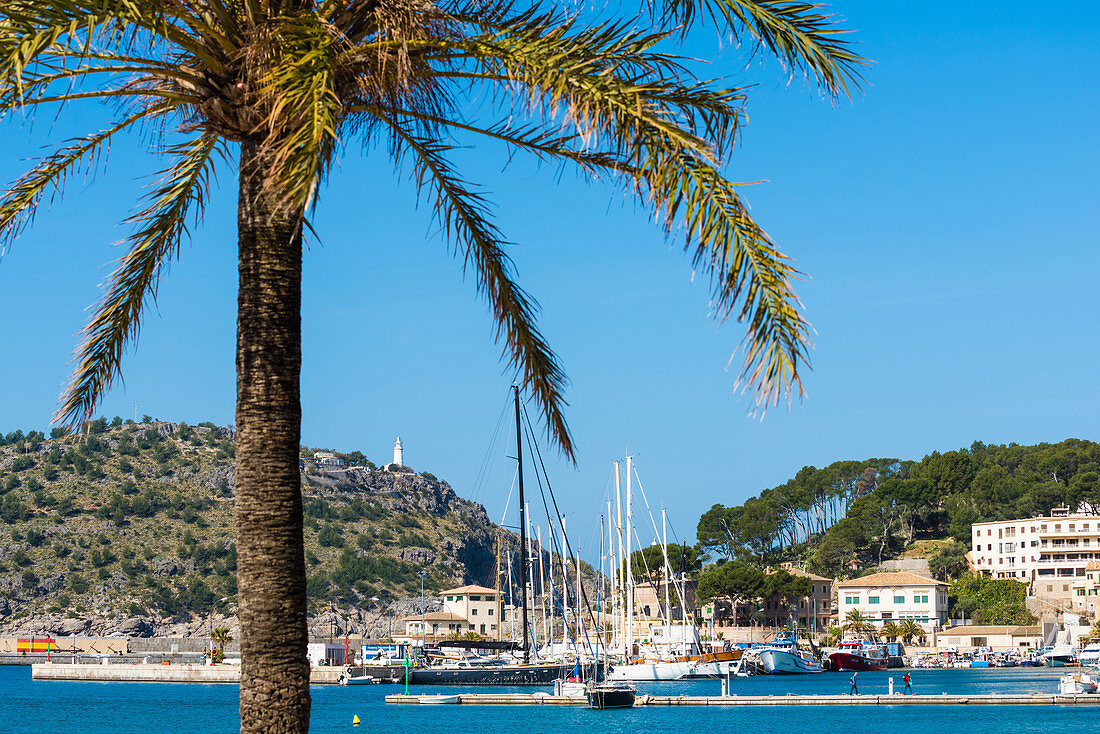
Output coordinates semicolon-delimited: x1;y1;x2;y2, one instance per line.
488;608;494;616
471;595;481;601
845;596;859;604
471;608;478;615
868;596;879;604
894;595;905;604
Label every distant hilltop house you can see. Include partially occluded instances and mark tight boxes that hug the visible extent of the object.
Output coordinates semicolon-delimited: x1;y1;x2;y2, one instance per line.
313;451;344;468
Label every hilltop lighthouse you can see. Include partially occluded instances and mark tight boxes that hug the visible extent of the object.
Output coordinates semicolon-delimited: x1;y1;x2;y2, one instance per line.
393;437;403;468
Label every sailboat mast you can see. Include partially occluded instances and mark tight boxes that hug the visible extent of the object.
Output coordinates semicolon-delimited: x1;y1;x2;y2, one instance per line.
625;455;634;661
514;385;530;663
495;533;502;643
662;508;671;630
613;461;624;657
537;525;547;648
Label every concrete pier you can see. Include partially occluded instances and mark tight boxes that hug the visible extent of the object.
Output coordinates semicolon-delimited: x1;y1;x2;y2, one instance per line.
385;692;1100;707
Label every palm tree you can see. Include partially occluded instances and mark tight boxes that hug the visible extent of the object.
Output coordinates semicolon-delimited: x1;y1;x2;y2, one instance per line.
844;609;869;634
878;621;900;642
212;626;234;652
0;2;862;731
899;619;923;645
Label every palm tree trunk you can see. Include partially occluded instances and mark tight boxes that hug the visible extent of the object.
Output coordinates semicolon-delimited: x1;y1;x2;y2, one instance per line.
235;139;310;733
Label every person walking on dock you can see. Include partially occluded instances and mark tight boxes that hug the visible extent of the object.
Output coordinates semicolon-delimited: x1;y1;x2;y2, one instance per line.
848;672;858;695
903;672;912;695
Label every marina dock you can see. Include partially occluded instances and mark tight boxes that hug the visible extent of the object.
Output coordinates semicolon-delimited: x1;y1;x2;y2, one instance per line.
385;692;1100;707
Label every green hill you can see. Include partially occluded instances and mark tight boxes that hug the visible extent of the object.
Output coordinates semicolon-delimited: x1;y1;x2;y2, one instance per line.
0;418;503;636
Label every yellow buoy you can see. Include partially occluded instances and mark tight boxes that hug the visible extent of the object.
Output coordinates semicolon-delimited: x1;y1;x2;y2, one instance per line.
352;715;360;726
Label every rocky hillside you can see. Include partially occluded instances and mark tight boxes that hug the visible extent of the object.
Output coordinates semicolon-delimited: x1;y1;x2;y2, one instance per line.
0;419;508;638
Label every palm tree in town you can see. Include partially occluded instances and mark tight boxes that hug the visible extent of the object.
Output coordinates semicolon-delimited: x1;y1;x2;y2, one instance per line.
212;626;234;652
899;619;924;645
0;1;862;731
878;620;900;642
844;609;869;635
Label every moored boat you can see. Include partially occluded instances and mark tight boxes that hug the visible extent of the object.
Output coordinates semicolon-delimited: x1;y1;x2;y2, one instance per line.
758;631;823;674
1059;671;1098;694
828;636;888;672
586;681;637;709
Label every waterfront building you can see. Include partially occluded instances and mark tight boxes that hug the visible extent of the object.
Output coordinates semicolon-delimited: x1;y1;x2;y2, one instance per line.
970;507;1100;608
440;584;500;637
936;624;1043;652
835;571;948;632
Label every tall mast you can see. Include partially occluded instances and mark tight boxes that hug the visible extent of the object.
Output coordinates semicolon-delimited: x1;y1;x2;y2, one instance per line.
495;533;502;643
625;455;634;660
606;500;613;655
537;525;547;647
513;385;530;663
558;516;569;648
613;461;625;657
662;508;671;630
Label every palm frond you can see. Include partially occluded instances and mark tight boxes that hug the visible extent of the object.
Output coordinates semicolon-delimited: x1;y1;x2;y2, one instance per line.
0;102;171;255
683;0;866;98
253;15;344;208
56;133;223;428
383;114;574;460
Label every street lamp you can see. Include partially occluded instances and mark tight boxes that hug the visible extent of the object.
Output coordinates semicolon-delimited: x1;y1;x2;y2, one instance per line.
749;607;763;646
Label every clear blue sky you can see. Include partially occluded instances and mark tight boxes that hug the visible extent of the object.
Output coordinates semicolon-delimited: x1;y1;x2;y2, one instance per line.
1;2;1097;557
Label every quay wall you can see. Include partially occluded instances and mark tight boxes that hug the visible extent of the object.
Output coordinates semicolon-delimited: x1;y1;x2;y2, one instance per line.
31;663;346;685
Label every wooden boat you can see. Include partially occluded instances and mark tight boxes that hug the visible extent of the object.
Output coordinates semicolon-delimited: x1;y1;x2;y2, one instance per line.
586;681;636;709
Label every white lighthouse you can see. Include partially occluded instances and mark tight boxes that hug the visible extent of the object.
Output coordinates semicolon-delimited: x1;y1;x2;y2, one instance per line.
393;437;403;468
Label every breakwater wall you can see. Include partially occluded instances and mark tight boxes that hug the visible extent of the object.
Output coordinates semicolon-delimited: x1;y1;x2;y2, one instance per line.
31;663;345;685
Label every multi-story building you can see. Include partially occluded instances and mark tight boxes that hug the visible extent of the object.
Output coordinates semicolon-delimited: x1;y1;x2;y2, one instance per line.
835;571;948;632
399;584;502;642
970;508;1100;605
1071;561;1100;619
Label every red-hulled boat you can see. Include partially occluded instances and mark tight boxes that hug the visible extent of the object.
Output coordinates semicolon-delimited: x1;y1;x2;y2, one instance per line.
828;636;888;671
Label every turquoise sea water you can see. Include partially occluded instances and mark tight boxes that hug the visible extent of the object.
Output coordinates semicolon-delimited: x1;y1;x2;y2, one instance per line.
5;666;1096;734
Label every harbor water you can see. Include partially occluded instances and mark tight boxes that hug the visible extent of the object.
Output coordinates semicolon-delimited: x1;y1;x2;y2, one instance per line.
4;666;1094;733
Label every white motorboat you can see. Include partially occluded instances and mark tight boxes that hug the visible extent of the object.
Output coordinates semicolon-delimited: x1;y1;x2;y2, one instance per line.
418;694;460;704
1078;643;1100;668
1042;645;1078;667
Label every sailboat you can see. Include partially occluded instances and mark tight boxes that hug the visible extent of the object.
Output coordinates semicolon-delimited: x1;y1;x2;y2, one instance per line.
604;458;738;681
411;386;596;686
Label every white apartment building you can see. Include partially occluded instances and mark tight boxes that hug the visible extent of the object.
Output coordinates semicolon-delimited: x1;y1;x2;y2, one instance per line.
836;571;948;632
970;508;1100;605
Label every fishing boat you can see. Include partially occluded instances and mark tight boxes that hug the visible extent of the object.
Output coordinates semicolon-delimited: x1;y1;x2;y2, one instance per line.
586;681;637;709
1059;671;1098;694
757;631;823;674
828;635;888;672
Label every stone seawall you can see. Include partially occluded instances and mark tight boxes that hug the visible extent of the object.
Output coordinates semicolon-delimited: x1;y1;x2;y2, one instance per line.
31;663;345;685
